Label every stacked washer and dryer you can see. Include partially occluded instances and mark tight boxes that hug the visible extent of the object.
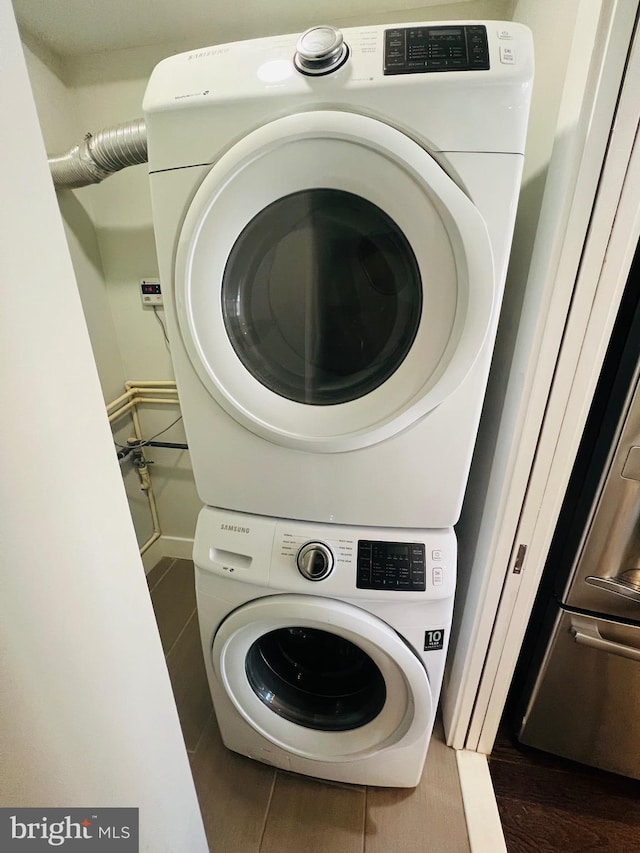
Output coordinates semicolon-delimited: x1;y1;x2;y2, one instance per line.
144;21;533;787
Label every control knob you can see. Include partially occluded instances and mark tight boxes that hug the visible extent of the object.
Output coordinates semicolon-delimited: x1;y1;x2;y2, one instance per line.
294;26;349;75
297;541;334;581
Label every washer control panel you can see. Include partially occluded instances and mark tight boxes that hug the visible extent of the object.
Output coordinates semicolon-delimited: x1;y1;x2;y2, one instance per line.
357;540;426;591
194;506;456;600
384;24;489;75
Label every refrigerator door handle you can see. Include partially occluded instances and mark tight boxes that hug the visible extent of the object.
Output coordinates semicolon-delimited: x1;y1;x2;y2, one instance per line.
585;574;640;602
571;615;640;662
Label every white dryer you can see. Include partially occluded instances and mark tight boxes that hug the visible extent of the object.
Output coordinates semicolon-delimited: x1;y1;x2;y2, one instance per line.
144;21;534;528
194;506;456;787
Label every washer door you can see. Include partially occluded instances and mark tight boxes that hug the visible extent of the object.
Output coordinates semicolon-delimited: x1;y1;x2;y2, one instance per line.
176;110;494;452
212;594;433;762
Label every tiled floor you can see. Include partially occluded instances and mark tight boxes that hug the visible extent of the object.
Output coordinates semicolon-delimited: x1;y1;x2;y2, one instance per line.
147;557;471;853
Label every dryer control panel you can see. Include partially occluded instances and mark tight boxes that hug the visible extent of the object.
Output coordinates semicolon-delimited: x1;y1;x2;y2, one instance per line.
357;540;426;591
384;25;489;75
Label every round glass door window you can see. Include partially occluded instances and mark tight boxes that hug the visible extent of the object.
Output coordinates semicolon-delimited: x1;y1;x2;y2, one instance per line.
222;189;422;405
245;626;386;731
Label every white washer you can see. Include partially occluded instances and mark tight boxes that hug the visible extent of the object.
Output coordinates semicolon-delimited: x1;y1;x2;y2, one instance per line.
194;506;456;787
144;21;533;529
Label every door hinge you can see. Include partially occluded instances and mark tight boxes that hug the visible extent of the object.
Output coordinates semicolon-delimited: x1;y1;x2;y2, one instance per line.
513;543;527;574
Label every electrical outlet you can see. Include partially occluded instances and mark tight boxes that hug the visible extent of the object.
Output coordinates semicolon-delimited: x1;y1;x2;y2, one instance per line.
140;278;163;306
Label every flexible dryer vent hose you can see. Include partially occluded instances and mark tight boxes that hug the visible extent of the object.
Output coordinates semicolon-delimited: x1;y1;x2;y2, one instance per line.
49;118;148;189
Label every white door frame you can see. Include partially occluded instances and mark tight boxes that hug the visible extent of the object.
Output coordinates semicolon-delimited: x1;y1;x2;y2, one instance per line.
469;11;640;753
444;0;640;752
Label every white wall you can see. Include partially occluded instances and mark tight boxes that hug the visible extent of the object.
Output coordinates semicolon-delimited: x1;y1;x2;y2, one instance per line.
21;35;125;404
66;64;200;545
22;37;159;551
0;2;207;847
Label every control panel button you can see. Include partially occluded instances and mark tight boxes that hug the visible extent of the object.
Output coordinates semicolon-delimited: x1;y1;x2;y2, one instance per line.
500;45;516;64
432;549;443;561
432;567;444;586
497;28;513;39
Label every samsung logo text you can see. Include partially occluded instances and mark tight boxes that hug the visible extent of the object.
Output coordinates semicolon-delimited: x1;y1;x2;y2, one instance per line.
220;523;250;534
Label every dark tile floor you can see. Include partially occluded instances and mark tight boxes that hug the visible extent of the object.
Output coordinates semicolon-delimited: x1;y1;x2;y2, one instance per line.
490;726;640;853
147;556;212;752
146;557;471;853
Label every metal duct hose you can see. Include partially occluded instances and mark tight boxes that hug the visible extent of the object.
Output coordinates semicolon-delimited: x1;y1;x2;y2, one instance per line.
49;118;148;189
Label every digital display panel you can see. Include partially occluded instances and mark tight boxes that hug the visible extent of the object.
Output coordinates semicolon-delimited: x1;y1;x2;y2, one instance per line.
429;28;462;37
386;544;410;558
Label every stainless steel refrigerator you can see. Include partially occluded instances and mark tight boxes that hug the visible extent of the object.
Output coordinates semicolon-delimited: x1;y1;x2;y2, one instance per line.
518;246;640;778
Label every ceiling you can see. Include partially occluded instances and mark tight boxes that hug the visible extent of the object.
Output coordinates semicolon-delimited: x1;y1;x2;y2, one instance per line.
12;0;478;57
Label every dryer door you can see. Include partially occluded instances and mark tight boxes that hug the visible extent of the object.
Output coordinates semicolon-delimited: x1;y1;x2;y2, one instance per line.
212;594;433;761
176;111;494;452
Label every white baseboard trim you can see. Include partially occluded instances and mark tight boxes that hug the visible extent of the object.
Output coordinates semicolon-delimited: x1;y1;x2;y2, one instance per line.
160;535;195;560
141;535;195;574
456;750;507;853
141;538;165;574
